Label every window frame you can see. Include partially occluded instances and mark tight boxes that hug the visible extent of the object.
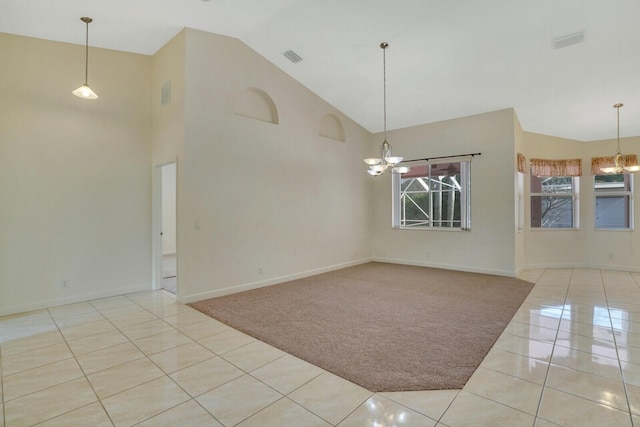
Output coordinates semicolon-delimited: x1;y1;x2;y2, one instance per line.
392;160;471;231
517;171;525;232
593;173;634;230
530;173;580;230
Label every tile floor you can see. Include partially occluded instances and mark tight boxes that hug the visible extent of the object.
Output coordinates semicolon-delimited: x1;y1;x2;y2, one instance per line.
1;268;640;426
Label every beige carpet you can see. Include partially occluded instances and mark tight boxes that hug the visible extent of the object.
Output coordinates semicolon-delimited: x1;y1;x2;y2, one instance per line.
190;262;534;392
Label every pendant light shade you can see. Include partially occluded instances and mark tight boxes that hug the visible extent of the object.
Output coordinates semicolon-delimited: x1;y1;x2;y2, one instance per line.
600;103;639;173
73;17;98;100
363;42;407;176
73;84;97;99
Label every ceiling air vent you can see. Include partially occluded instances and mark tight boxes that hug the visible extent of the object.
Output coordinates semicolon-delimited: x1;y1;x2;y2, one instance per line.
283;50;303;63
553;31;585;49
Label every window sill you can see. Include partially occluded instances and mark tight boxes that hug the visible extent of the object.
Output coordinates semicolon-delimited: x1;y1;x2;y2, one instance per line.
394;227;469;232
594;228;634;232
529;227;580;231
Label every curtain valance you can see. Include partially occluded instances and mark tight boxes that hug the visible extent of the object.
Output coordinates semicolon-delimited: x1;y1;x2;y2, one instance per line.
530;158;582;177
517;153;527;173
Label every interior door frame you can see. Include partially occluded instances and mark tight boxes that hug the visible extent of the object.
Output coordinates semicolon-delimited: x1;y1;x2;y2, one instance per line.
152;160;178;292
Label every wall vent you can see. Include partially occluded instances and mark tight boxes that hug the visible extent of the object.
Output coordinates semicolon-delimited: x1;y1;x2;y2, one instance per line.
161;81;171;105
553;31;585;49
283;50;303;63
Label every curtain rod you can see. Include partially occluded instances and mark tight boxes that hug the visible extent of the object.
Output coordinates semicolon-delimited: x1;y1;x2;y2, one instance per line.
401;152;482;163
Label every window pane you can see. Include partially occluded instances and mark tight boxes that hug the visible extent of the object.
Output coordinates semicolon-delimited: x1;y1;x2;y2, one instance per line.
594;174;631;193
430;178;461;227
530;168;577;229
401;187;430;227
596;196;630;228
402;179;425;192
531;195;573;228
397;161;466;229
539;176;573;193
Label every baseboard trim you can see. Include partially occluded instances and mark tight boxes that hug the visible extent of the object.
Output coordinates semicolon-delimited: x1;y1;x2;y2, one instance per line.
372;257;517;278
0;283;150;317
180;258;373;304
521;262;640;273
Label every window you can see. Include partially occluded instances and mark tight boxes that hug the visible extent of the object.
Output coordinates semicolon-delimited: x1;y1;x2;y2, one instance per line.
530;174;579;228
594;174;633;229
392;160;471;229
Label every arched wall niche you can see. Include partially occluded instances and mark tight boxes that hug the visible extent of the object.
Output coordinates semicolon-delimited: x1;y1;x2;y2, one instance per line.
319;113;345;142
234;87;279;124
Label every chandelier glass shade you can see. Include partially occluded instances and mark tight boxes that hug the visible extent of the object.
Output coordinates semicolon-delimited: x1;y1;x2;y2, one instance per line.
600;103;639;174
72;17;98;100
364;42;408;176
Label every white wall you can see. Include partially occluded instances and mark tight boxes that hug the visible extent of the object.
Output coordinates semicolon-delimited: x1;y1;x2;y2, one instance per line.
151;30;186;291
370;109;518;276
4;29;638;317
0;33;152;315
523;132;640;271
178;29;373;302
151;29;185;166
161;163;177;254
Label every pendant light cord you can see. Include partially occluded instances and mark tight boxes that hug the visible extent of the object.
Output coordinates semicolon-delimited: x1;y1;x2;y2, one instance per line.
381;42;388;142
79;17;93;86
84;20;89;85
616;103;621;152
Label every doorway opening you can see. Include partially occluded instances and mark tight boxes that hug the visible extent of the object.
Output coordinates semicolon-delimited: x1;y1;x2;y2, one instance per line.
160;162;177;294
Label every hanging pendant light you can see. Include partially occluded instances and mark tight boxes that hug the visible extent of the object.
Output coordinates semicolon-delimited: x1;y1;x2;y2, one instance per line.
600;103;639;173
363;42;407;176
72;17;98;100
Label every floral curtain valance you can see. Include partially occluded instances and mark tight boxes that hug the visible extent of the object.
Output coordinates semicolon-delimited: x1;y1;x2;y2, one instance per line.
517;153;527;173
530;158;582;177
591;154;639;175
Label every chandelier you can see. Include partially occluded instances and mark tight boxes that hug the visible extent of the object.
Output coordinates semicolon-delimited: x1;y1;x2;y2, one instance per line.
363;42;409;176
600;103;639;173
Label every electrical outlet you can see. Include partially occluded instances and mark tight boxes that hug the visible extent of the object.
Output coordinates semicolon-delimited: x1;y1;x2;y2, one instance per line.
259;267;264;275
425;252;430;259
62;280;69;288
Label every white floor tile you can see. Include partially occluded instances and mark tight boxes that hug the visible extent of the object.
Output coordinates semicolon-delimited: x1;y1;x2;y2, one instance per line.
196;375;282;426
339;394;437;427
288;372;372;425
2;267;639;426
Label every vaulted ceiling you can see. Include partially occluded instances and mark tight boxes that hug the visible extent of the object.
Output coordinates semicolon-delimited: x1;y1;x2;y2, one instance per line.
2;0;639;141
